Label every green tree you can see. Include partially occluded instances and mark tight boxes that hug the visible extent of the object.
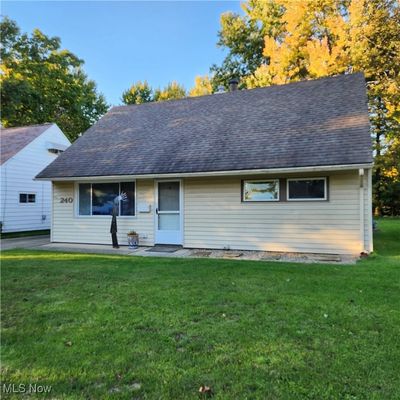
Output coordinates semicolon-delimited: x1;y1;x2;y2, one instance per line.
121;81;153;105
0;17;108;141
154;81;186;102
210;0;284;90
213;0;400;215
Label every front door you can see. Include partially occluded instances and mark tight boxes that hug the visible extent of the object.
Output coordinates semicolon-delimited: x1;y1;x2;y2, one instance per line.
155;180;182;245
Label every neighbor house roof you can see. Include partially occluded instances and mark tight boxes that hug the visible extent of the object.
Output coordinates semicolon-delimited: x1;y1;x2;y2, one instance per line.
1;123;54;165
36;73;372;179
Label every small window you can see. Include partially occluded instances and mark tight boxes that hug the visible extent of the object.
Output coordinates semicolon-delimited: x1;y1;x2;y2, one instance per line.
78;182;135;216
243;180;279;202
19;193;36;203
287;178;327;201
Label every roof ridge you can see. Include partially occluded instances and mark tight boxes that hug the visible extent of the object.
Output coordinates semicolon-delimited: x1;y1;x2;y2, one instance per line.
1;122;54;131
110;72;364;111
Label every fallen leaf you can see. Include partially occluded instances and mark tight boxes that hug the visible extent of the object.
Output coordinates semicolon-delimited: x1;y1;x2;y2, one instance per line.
199;385;212;395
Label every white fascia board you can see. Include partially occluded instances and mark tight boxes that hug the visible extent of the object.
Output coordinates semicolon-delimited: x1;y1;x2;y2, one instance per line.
35;163;374;182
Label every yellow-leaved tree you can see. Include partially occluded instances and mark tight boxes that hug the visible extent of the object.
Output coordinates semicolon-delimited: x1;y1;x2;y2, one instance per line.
189;75;213;97
213;0;400;214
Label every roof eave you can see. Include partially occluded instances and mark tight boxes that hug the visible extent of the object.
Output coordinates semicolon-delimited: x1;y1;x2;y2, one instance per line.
35;162;374;181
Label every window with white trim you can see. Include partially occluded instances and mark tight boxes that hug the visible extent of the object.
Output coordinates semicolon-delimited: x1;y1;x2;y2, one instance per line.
287;178;327;201
78;182;135;216
243;180;279;202
19;193;36;203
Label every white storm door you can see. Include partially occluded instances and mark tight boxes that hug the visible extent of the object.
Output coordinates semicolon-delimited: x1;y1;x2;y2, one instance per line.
155;180;182;245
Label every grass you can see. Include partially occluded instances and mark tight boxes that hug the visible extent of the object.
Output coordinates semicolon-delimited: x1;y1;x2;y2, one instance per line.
1;219;399;399
0;229;50;239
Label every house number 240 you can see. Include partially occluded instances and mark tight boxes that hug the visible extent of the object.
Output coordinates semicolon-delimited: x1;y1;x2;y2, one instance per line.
60;197;73;203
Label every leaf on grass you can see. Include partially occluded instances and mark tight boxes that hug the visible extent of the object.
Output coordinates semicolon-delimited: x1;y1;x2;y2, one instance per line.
199;385;212;395
65;341;73;347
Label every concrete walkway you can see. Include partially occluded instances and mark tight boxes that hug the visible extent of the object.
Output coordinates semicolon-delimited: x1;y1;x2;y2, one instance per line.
0;235;50;251
1;236;356;264
40;242;192;257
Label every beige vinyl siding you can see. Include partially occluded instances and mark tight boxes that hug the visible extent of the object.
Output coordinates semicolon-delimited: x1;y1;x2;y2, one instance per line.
52;180;154;246
184;171;364;254
52;169;372;255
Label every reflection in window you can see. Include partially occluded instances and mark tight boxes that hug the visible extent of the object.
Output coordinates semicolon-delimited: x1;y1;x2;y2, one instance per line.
287;178;327;200
78;182;135;216
19;193;36;203
243;180;279;201
92;183;119;215
120;182;135;216
78;183;91;215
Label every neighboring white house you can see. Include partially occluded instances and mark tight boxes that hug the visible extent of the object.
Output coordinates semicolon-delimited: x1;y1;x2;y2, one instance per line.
37;74;373;255
0;123;70;233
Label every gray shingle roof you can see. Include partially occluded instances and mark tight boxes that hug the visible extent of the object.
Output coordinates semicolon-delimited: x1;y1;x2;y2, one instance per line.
1;123;53;165
36;73;372;179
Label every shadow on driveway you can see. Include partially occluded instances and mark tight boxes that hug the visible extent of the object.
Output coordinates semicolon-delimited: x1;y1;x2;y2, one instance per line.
0;235;50;251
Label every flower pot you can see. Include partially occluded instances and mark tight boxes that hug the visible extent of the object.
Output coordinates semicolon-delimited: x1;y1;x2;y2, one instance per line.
127;234;139;249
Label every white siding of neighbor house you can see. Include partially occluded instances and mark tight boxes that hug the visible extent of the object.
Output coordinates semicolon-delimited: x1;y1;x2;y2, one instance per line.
183;170;370;255
0;125;70;233
51;169;372;255
52;180;154;246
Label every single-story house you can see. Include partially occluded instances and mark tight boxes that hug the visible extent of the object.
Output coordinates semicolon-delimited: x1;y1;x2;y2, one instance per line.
36;73;373;255
1;123;70;233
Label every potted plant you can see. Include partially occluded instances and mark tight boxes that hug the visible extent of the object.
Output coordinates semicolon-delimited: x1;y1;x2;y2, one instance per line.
127;230;139;249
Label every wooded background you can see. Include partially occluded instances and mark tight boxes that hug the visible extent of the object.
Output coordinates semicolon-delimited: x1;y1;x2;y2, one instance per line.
1;0;399;215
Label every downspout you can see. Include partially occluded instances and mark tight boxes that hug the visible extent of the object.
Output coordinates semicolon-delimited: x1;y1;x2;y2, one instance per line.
50;182;54;242
1;164;7;232
367;168;373;252
41;181;45;225
359;168;365;253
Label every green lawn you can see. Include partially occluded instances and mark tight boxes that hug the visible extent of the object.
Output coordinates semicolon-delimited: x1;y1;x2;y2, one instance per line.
1;219;399;399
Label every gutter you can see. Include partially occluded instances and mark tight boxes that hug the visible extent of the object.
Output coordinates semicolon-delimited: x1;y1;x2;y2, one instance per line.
35;163;374;182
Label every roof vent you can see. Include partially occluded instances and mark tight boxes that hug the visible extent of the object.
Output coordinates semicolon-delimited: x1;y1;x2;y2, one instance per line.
229;78;239;92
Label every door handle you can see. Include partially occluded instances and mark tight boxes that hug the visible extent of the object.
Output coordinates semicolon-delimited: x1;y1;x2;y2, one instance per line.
156;208;158;215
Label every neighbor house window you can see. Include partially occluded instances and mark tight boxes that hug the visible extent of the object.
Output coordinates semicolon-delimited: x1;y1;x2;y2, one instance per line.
78;182;135;216
19;193;36;203
243;180;279;202
287;178;327;201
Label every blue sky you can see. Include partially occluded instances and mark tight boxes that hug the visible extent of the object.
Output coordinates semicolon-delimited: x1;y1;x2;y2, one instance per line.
3;1;243;106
